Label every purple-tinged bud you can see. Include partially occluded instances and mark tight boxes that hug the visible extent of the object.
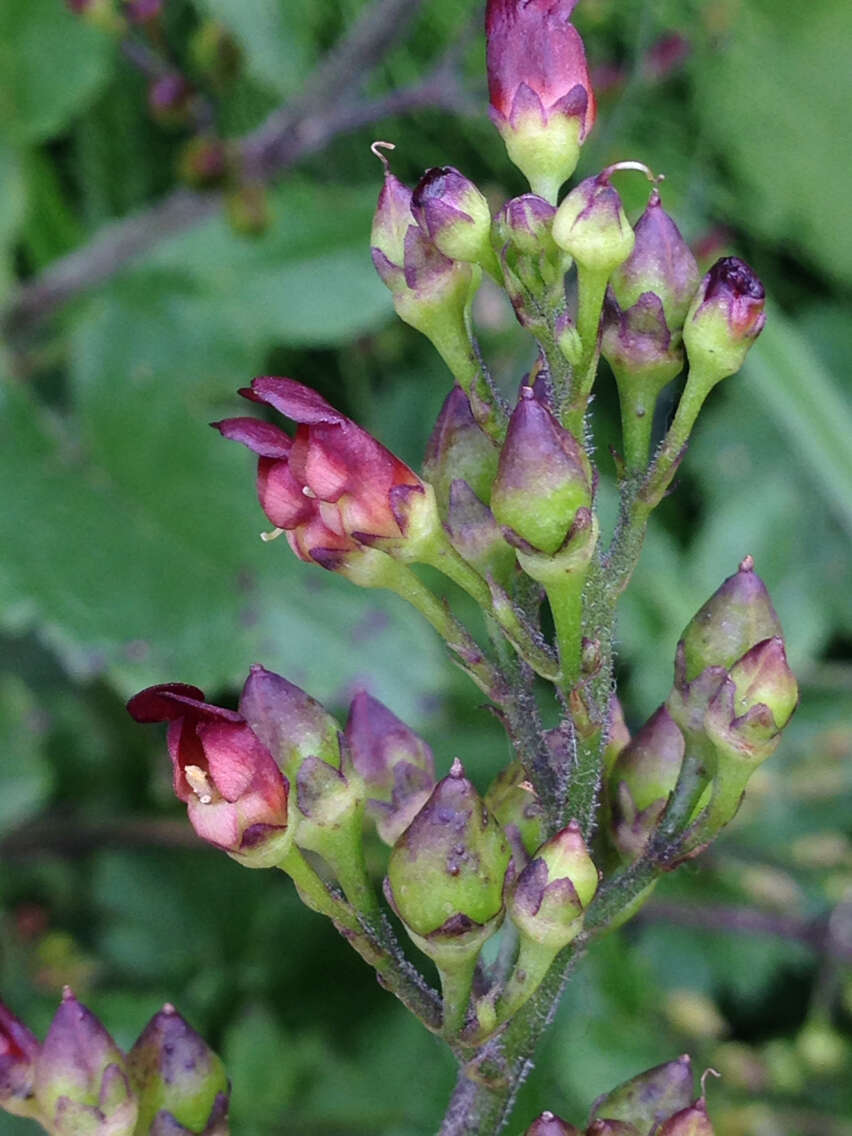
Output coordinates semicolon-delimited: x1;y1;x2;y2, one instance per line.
601;291;684;390
484;761;546;869
371;170;416;290
552;173;635;275
125;0;162;23
344;691;435;845
445;480;516;587
239;665;341;780
508;822;598;949
189;20;243;90
587;1122;640;1136
610;705;684;861
493;194;557;258
225;183;270;237
589;1056;694;1132
0;1002;40;1115
486;0;596;201
177;136;228;189
33;989;138;1134
603;697;630;778
704;637;798;767
683;257;766;380
150;1093;229;1136
610;190;700;331
490;387;592;555
411;167;493;266
385;759;510;946
423;386;500;513
525;1111;581;1136
677;557;783;685
148;73;195;129
656;1099;714;1136
128;1005;228;1135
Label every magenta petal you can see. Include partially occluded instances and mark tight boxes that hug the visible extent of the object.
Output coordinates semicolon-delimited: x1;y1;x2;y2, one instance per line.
213;418;292;459
509;82;547;129
249;377;346;426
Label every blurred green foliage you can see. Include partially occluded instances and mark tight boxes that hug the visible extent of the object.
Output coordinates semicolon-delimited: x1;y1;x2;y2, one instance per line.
0;1;850;1133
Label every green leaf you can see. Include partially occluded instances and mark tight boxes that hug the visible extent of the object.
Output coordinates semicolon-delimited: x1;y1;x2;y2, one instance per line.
0;0;113;145
0;675;52;835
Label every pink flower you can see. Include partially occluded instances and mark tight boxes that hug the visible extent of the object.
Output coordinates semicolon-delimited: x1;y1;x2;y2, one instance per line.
127;684;290;866
485;0;596;140
214;378;425;568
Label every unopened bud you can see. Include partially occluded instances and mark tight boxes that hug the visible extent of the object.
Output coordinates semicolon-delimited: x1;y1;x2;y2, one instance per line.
588;1122;640;1136
486;0;596;200
525;1111;581;1136
610;705;684;860
656;1100;714;1136
508;822;598;949
128;1005;228;1135
610;190;700;331
239;665;341;780
34;990;138;1134
411;167;493;267
484;761;546;867
491;386;592;555
148;73;195;129
445;480;516;586
423;386;500;513
677;557;782;685
601;292;684;391
0;1002;40;1116
603;697;631;778
344;691;435;845
552;173;634;276
590;1056;694;1132
225;183;270;237
683;257;766;380
385;759;510;948
177;136;228;188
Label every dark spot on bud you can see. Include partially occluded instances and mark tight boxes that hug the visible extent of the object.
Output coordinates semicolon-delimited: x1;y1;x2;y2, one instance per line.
704;256;764;302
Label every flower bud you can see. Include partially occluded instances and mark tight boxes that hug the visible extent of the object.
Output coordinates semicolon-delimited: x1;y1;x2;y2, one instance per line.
177;136;228;189
490;387;592;555
676;557;782;685
507;822;598;949
445;480;516;586
552;174;635;276
34;989;138;1135
411;167;493;266
225;182;270;237
603;697;631;778
238;665;341;780
0;1002;40;1116
493;194;558;259
525;1111;581;1136
601;292;684;391
590;1056;694;1132
127;683;291;869
385;759;510;948
494;195;571;333
587;1122;640;1136
656;1100;714;1136
486;0;596;200
148;73;195;129
609;190;700;331
484;761;546;868
344;691;435;845
423;386;500;513
128;1005;229;1135
609;705;684;861
704;637;798;767
189;20;242;90
682;257;766;380
150;1093;228;1136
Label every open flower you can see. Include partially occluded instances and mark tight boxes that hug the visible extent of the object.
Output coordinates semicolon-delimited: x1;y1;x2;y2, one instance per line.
214;378;426;568
127;684;290;867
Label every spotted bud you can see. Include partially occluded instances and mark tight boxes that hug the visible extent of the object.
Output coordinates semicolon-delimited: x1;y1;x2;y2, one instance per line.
589;1056;694;1133
609;705;685;861
508;822;598;949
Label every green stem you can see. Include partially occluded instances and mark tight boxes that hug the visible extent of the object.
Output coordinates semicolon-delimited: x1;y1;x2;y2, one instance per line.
311;813;379;920
618;381;656;474
419;535;493;611
438;953;478;1040
277;848;442;1031
489;935;559;1034
564;265;608;436
431;319;508;443
545;573;584;689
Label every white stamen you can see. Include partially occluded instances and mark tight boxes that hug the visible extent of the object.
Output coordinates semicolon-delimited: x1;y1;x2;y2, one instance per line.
185;764;214;805
302;485;317;498
260;527;284;543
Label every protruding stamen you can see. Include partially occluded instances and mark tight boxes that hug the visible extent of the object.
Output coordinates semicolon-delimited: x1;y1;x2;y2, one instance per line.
302;485;317;498
601;159;660;184
260;527;284;543
185;764;215;805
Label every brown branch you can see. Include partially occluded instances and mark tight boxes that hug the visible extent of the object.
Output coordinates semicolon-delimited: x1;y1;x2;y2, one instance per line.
0;816;200;858
0;0;474;342
638;899;852;962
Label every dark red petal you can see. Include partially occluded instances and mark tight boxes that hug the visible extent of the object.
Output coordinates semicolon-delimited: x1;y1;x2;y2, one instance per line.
213;418;292;458
127;683;207;723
